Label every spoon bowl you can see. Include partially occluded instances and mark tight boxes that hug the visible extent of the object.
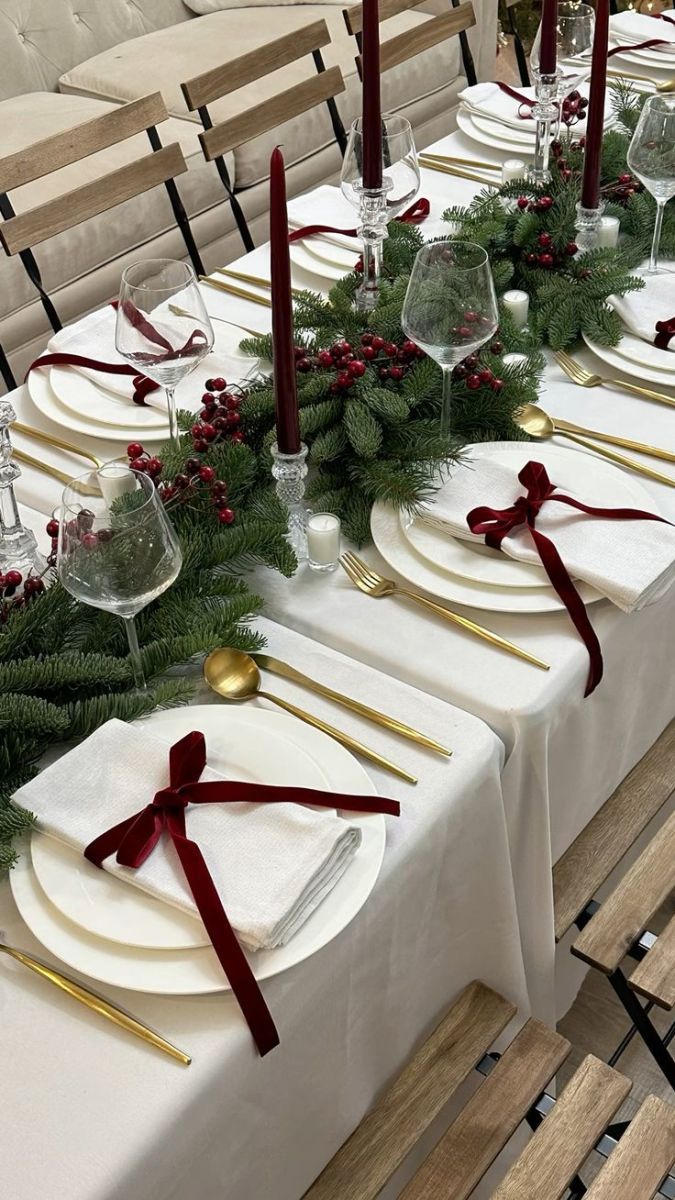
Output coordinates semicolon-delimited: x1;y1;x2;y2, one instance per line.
513;403;554;439
203;647;262;701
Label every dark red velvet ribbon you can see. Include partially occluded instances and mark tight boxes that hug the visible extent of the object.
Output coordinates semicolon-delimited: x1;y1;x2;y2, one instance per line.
607;37;670;57
466;461;671;697
495;81;535;118
288;197;430;243
653;11;675;27
654;317;675;350
84;730;400;1057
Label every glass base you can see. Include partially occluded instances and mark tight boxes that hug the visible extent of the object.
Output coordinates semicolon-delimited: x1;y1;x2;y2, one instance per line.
0;526;46;577
271;441;309;563
575;201;605;255
308;559;338;573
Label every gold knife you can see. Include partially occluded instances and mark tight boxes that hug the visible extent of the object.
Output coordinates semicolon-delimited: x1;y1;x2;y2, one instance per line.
0;937;190;1065
418;157;500;187
252;652;451;757
199;275;272;309
216;267;302;297
14;422;103;469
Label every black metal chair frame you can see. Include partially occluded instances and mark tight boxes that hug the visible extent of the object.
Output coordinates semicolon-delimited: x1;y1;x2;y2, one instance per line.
0;341;16;392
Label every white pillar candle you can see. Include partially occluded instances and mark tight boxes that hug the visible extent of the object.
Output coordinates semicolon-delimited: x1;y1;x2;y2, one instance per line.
97;463;138;508
307;512;341;572
502;352;529;370
597;215;620;248
502;158;527;184
502;289;530;330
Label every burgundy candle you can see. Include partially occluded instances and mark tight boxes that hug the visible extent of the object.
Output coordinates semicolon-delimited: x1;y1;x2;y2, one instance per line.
539;0;558;75
362;0;383;189
269;146;300;455
581;0;609;209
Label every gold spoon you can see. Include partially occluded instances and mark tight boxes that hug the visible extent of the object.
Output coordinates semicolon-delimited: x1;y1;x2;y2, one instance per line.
203;648;417;784
514;403;675;488
515;403;675;464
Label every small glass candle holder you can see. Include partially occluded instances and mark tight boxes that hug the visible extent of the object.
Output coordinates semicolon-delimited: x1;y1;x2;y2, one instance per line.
270;441;309;562
597;214;620;248
575;200;605;254
502;289;530;330
0;400;45;576
306;512;341;573
502;158;527;184
528;68;562;185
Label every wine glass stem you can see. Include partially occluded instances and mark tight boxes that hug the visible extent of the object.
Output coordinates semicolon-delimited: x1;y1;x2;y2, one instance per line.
440;366;453;438
123;616;146;691
650;200;665;273
165;386;179;449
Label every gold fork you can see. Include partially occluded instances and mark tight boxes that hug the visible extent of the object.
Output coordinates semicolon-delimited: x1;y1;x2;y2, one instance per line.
418;157;499;187
169;302;263;339
340;552;550;671
199;275;272;309
555;349;675;410
418;151;501;172
216;267;303;297
13;423;102;469
13;448;101;496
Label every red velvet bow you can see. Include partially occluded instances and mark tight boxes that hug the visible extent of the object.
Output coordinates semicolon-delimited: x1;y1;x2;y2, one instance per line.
288;197;430;244
608;37;670;57
84;731;399;1057
654;317;675;350
466;461;671;697
495;81;535;119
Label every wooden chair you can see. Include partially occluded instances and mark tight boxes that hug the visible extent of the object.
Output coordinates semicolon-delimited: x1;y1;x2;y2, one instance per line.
181;20;348;254
303;980;675;1199
342;0;478;91
500;0;531;88
554;721;675;1092
0;93;204;334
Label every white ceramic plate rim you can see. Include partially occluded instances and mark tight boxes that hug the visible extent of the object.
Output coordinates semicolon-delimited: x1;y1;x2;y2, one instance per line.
457;109;536;156
583;333;675;387
27;367;167;444
49;366;169;429
290;239;351;283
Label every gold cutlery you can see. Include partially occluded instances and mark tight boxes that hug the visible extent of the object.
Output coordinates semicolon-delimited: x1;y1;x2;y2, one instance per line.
340;553;550;672
608;68;675;93
555;349;675;410
421;151;502;172
0;935;191;1065
418;157;499;187
199;275;272;310
516;404;675;488
13;447;101;496
216;267;302;298
169;302;263;339
14;422;102;469
203;648;417;785
251;652;451;757
515;403;675;464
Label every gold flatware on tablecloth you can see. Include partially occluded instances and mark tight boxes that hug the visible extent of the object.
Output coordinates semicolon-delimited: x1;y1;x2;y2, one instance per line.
251;652;451;757
555;349;675;410
169;303;263;339
216;267;302;297
0;935;191;1065
418;157;499;187
14;422;103;469
608;68;675;92
515;402;675;464
515;403;675;488
13;447;100;496
199;276;272;309
421;151;501;172
203;648;417;784
340;552;550;671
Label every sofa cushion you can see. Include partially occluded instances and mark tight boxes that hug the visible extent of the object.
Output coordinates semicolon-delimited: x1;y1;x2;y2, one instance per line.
0;0;192;99
59;7;461;188
0;92;232;321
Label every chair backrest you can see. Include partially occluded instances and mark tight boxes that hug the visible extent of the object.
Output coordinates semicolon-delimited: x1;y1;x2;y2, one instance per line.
343;0;476;79
181;19;347;163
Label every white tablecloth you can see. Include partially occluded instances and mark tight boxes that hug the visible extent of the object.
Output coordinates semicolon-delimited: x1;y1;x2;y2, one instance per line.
1;616;527;1200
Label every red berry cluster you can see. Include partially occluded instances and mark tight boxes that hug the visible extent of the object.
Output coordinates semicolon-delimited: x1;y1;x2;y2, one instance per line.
56;508;112;555
126;444;235;525
190;376;244;454
560;90;588;127
516;193;554;214
453;341;505;393
551;140;574;183
451;310;496;342
295;334;424;391
0;568;46;622
607;171;639;205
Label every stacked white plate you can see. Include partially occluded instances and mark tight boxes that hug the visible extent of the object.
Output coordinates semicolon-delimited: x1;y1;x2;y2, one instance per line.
457;83;616;157
609;11;675;69
370;442;658;613
10;706;386;995
583;270;675;390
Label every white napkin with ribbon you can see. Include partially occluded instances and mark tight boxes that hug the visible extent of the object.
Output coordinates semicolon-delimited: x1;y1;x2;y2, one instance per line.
424;458;675;612
288;184;361;254
459;82;611;135
611;10;675;53
610;272;675;352
13;719;362;952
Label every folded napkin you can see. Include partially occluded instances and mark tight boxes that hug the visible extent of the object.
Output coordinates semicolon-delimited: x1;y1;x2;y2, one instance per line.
459;82;610;135
425;457;675;612
14;718;362;952
610;272;675;351
611;10;675;53
288;184;362;253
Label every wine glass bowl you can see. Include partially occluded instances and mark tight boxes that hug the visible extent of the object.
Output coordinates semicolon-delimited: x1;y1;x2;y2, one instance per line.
340;114;420;217
627;94;675;273
531;1;595;89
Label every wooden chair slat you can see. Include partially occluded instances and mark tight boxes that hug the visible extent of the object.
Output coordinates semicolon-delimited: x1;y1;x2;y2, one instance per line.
302;981;516;1200
199;67;345;162
0;144;187;255
572;809;675;976
553;722;675;943
399;1019;570;1200
344;0;420;37
492;1055;632;1200
629;912;675;1009
181;19;331;109
355;5;476;76
0;93;168;193
584;1095;675;1199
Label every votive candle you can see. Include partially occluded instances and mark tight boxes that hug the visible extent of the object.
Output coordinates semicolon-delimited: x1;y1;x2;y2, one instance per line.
581;0;610;209
502;158;527;184
307;512;341;571
502;289;530;329
269;146;300;455
597;214;620;248
362;0;383;189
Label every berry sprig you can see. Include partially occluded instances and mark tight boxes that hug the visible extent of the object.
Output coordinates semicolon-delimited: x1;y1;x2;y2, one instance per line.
516;193;578;270
0;565;46;622
560;90;588;128
452;337;505;394
125;444;235;526
294;333;425;391
191;376;245;454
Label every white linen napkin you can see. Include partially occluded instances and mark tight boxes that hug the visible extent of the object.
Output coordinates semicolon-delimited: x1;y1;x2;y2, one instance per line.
610;272;675;351
424;458;675;612
288;184;361;253
459;82;612;135
13;718;362;952
611;11;675;53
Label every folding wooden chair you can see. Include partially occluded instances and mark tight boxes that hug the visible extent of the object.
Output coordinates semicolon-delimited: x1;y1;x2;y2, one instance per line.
0;93;204;334
554;721;675;1092
304;980;675;1199
500;0;531;87
343;0;478;91
182;20;348;254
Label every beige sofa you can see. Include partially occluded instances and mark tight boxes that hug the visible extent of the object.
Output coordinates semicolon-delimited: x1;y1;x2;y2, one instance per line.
0;0;496;383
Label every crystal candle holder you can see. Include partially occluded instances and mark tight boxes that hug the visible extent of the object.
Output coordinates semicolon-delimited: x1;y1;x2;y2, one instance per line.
354;178;394;311
271;441;309;562
0;401;45;576
528;68;562;186
575;200;605;254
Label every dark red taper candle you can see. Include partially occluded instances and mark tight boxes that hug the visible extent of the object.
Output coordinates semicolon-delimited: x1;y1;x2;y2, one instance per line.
270;146;300;455
538;0;558;74
362;0;383;189
581;0;609;209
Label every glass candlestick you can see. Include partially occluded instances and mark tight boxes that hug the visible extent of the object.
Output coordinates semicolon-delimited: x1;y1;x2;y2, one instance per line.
271;441;309;562
0;401;46;575
528;69;562;186
575;200;605;254
354;180;393;311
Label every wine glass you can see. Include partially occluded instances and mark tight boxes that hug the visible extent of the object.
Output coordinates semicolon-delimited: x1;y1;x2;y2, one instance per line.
57;465;182;690
627;94;675;274
531;2;595;91
401;241;498;437
115;259;214;448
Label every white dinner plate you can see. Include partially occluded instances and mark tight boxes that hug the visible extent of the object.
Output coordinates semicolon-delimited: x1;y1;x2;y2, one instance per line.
290;238;353;284
457;109;536;156
10;706;386;994
372;441;659;613
583;333;675;388
608;328;675;374
28;368;169;444
467;110;538;146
